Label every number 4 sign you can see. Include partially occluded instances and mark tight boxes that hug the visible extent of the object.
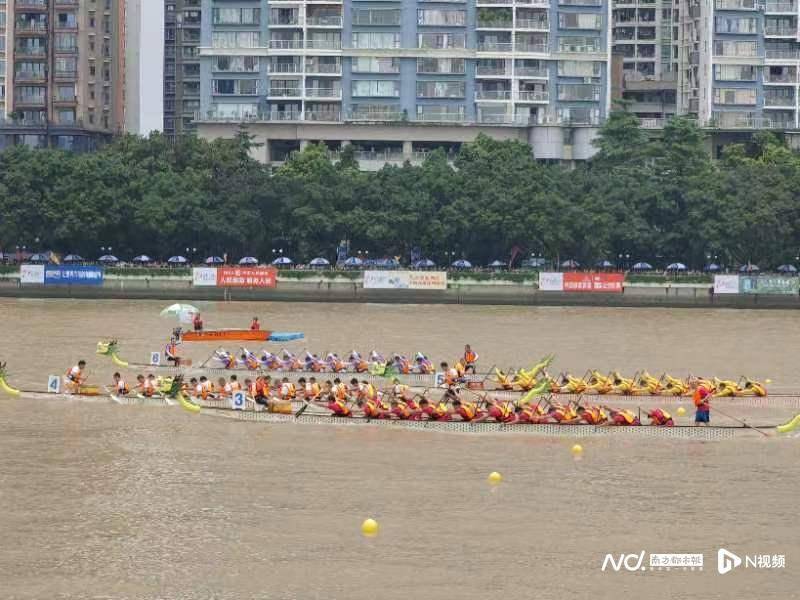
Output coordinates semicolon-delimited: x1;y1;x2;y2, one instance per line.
47;375;61;394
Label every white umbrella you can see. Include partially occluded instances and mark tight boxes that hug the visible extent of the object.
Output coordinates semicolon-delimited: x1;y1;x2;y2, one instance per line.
160;303;200;324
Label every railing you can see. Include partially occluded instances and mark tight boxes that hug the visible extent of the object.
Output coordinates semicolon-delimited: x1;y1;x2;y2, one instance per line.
476;0;512;4
517;90;548;101
269;17;302;26
268;39;304;49
710;111;784;128
305;87;342;98
305;62;342;74
477;41;513;51
763;95;795;106
558;0;601;5
268;63;303;73
307;15;343;26
764;72;797;83
516;0;550;5
305;110;342;121
715;0;757;8
15;0;48;8
14;71;46;82
476;65;509;76
517;43;549;53
516;18;549;29
268;88;302;97
639;118;666;129
516;66;548;77
15;21;47;32
766;49;800;58
348;110;404;121
476;89;512;100
15;47;46;57
765;0;796;11
305;39;342;49
477;20;513;28
352;14;401;25
765;24;796;35
415;112;465;122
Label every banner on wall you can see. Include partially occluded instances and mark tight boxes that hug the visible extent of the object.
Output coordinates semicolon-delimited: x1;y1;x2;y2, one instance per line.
44;265;104;286
713;275;740;294
192;267;218;287
363;271;447;290
563;272;624;293
538;272;564;291
739;275;799;295
217;267;277;288
20;264;45;284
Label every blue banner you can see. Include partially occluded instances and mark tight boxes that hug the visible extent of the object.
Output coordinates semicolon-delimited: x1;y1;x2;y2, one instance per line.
44;265;104;286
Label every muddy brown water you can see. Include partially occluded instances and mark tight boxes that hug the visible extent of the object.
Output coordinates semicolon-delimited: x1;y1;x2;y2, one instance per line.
0;299;798;599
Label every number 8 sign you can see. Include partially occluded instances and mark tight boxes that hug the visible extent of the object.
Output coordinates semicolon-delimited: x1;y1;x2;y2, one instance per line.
231;391;246;410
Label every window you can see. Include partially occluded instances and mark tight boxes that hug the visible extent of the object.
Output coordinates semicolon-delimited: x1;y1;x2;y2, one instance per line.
713;40;758;57
210;103;259;118
558;36;600;52
57;109;76;124
350;103;401;119
351;79;401;97
557;60;601;77
416;105;465;120
351;32;400;49
417;9;466;26
212;31;260;48
352;57;400;73
54;33;77;51
715;16;758;34
557;83;601;101
212;8;261;25
214;56;259;72
352;9;400;26
558;13;601;29
713;87;757;105
417;58;465;74
416;80;465;98
212;79;260;95
418;33;466;49
57;12;77;28
56;85;75;101
713;64;757;81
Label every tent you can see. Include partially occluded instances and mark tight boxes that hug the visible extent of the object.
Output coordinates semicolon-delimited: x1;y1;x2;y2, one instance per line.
595;259;614;268
666;262;687;271
488;260;506;268
343;257;363;267
27;253;50;263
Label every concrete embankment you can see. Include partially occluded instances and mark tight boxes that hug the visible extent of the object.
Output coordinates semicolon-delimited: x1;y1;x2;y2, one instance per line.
1;275;799;308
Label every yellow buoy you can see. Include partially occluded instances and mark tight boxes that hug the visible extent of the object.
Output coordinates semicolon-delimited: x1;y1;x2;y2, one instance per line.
571;444;583;456
361;518;379;537
676;406;686;417
487;471;503;485
765;379;772;384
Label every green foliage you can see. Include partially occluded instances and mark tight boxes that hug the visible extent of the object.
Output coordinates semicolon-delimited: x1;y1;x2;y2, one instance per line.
1;119;800;270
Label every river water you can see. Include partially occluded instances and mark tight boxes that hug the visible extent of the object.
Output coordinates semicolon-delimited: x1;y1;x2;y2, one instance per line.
1;298;798;599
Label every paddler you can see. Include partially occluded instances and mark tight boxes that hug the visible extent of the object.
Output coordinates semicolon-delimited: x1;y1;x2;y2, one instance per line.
477;397;515;423
693;386;711;426
144;374;158;397
604;406;641;426
279;377;297;401
165;337;181;366
65;360;87;394
463;344;479;374
240;348;261;370
250;316;260;331
349;351;369;373
440;362;460;386
389;398;414;420
451;398;485;422
332;378;349;402
418;397;451;421
217;377;229;398
214;349;236;369
414;353;434;374
228;374;241;392
313;393;352;417
192;312;203;332
111;372;130;396
647;407;674;426
356;396;387;419
298;377;322;400
575;405;607;425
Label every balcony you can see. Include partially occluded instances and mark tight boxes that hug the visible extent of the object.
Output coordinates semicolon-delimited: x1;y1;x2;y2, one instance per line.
268;39;304;50
348;109;404;121
14;47;47;57
517;42;549;53
711;111;789;128
15;71;46;83
763;94;795;106
15;0;48;10
477;41;513;52
765;23;796;36
476;65;509;76
307;15;343;27
476;89;512;100
516;18;549;30
517;90;549;102
477;19;513;28
766;49;800;59
305;110;341;121
305;87;342;99
269;17;302;27
715;0;758;8
764;71;797;83
14;96;47;107
305;62;342;74
516;66;548;77
765;0;796;12
268;62;303;74
476;0;512;4
305;39;342;49
15;22;47;34
268;87;302;98
54;46;79;55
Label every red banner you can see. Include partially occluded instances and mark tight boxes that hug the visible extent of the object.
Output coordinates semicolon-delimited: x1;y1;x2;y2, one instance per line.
563;272;624;293
217;267;277;288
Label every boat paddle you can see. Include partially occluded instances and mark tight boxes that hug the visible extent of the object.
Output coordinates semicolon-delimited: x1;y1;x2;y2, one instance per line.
708;401;771;437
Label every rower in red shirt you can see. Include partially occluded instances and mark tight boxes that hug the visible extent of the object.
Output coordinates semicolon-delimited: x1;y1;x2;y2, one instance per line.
313;393;352;417
418;398;451;421
389;398;413;420
356;397;387;419
576;405;607;425
647;407;674;426
250;316;260;331
451;399;484;422
605;406;641;426
476;396;515;423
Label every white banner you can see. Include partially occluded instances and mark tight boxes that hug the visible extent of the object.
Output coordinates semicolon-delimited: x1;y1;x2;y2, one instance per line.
538;272;564;291
363;271;447;290
20;264;45;284
192;267;218;286
714;275;739;294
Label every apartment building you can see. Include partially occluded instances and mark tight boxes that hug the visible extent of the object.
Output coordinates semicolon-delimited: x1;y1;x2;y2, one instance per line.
164;0;202;137
194;0;614;163
0;0;126;150
124;0;164;135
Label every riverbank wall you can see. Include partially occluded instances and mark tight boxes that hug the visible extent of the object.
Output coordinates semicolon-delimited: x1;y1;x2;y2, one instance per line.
1;274;799;308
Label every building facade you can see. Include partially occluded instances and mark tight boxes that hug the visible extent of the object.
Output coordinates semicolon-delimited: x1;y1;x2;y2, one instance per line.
164;0;202;137
0;0;126;150
124;0;164;135
194;0;614;162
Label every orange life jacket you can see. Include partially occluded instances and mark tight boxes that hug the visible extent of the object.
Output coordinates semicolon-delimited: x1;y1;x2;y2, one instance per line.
329;398;351;417
464;350;477;363
457;402;477;421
